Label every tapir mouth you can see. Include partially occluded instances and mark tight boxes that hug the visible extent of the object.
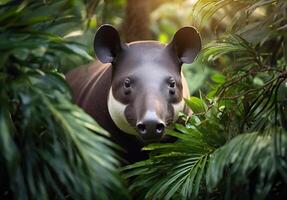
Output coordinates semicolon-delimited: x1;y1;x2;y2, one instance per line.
137;135;164;145
122;99;176;143
137;129;177;145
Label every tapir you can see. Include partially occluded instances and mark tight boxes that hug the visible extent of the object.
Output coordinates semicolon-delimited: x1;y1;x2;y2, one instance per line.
66;25;201;163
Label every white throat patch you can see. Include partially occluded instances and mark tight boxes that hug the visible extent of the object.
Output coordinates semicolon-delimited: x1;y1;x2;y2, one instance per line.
107;88;138;135
172;72;190;119
172;100;185;120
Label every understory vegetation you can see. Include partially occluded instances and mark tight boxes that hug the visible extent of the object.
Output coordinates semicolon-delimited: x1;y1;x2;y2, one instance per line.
0;1;126;199
0;0;286;199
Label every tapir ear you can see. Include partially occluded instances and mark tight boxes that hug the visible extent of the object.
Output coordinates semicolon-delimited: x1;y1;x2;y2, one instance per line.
94;24;122;63
168;26;201;64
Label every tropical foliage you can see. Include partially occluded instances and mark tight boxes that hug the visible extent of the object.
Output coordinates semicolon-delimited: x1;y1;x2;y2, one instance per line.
123;0;287;199
0;1;127;199
1;0;287;199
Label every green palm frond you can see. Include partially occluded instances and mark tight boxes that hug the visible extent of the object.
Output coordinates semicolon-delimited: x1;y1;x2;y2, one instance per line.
201;26;286;135
122;130;211;199
193;0;281;32
0;1;127;199
202;34;259;66
207;129;287;199
1;70;127;200
0;0;93;71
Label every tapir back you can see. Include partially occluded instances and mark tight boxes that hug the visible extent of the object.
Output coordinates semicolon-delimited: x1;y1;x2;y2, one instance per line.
66;61;110;119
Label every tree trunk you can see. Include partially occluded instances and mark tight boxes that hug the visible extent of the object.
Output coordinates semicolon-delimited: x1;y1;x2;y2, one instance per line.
122;0;151;42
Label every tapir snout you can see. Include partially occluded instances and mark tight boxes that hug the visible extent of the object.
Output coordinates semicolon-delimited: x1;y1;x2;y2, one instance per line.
135;92;168;141
136;111;165;140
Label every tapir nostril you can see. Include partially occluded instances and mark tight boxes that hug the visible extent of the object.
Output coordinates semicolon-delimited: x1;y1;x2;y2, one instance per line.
136;123;146;134
156;123;165;134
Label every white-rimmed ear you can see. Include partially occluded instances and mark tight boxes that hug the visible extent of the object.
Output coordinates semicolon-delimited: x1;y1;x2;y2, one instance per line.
167;26;201;64
94;24;123;63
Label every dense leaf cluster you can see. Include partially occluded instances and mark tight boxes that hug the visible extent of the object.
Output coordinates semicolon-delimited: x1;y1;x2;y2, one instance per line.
1;0;287;199
0;1;127;200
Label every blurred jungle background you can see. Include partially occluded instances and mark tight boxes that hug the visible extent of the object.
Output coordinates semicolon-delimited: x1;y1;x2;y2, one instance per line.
0;0;286;199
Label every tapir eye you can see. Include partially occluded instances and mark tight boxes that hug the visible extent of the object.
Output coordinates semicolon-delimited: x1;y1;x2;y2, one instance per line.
123;78;132;95
168;77;176;95
124;78;131;88
168;78;176;88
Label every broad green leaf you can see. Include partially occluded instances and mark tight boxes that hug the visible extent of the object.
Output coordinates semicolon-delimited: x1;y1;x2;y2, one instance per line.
185;96;207;114
211;73;226;84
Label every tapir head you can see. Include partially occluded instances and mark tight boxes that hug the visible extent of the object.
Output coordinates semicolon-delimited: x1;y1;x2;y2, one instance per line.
94;25;201;143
